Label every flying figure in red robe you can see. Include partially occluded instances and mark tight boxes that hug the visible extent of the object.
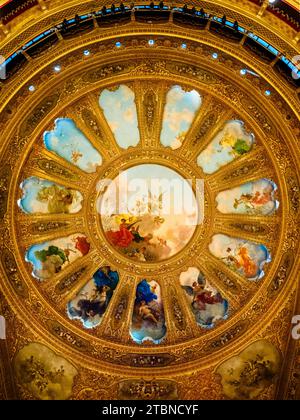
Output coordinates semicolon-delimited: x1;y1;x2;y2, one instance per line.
106;219;135;248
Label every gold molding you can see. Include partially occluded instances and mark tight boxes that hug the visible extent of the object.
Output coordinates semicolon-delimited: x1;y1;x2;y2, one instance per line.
0;20;299;400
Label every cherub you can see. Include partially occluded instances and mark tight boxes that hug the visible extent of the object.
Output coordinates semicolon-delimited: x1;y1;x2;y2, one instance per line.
157;237;167;247
143;233;154;245
91;285;110;307
139;300;159;324
182;272;223;311
132;247;147;262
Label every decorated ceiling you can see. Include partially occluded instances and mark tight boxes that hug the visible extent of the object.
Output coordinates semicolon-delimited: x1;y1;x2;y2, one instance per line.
0;0;299;401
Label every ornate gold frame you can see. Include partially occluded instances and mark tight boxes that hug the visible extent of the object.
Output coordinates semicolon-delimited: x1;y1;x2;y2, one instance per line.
0;2;299;400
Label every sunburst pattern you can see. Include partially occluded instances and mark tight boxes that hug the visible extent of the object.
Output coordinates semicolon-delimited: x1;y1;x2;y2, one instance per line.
16;82;278;345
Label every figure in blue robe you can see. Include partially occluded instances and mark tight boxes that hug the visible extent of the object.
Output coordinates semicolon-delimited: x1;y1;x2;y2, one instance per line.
135;279;157;304
93;266;119;294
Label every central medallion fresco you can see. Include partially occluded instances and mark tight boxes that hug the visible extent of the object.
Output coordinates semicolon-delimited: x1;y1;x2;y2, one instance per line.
98;164;199;262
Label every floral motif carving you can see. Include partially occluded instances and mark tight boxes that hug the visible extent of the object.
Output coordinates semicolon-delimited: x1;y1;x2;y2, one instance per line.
287;176;299;213
47;320;92;352
268;252;294;296
82;64;126;84
120;353;175;368
118;379;178;400
204;320;249;351
55;267;87;295
172;297;186;332
191;104;223;147
35;159;80;181
1;248;28;298
80;108;110;148
172;64;217;83
211;268;241;294
19;94;60;138
143;89;156;132
0;165;11;220
28;221;70;235
221;155;267;182
228;222;271;235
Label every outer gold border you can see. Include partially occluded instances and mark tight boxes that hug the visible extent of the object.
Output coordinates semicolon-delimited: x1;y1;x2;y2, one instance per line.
0;10;299;399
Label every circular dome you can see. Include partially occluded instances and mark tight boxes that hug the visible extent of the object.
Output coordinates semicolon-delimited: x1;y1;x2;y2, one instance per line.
9;71;285;351
0;0;299;401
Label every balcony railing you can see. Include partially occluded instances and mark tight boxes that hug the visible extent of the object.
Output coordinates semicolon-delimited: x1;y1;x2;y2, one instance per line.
0;3;299;89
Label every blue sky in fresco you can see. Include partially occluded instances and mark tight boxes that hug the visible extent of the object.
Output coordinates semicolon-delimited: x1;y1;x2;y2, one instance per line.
19;177;56;214
18;177;83;214
160;85;202;149
99;85;140;149
209;234;271;280
216;179;279;215
44;118;102;173
197;120;254;174
26;234;87;280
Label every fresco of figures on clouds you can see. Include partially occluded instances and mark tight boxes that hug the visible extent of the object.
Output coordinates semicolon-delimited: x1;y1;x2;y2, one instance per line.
99;164;198;262
216;179;279;215
26;234;90;281
217;339;281;400
67;266;119;328
209;234;271;280
130;280;166;343
197;120;254;174
14;343;78;400
160;85;202;149
180;267;228;328
99;84;140;149
44;118;102;173
18;177;83;214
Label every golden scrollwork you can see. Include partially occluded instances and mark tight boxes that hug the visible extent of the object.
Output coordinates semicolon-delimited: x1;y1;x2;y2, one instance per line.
0;2;299;400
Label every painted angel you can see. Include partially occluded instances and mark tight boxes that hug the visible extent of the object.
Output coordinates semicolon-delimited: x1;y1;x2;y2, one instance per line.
182;273;223;311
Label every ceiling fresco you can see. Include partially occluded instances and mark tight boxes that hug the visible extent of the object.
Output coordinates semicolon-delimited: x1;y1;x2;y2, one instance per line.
67;266;120;329
160;85;202;149
179;267;229;328
99;162;198;262
44;118;103;172
197;120;255;174
0;0;299;402
99;84;140;149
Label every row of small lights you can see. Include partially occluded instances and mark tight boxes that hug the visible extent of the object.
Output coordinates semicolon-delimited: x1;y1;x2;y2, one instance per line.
240;69;271;95
28;41;271;96
28;50;89;91
211;53;271;95
6;0;290;88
